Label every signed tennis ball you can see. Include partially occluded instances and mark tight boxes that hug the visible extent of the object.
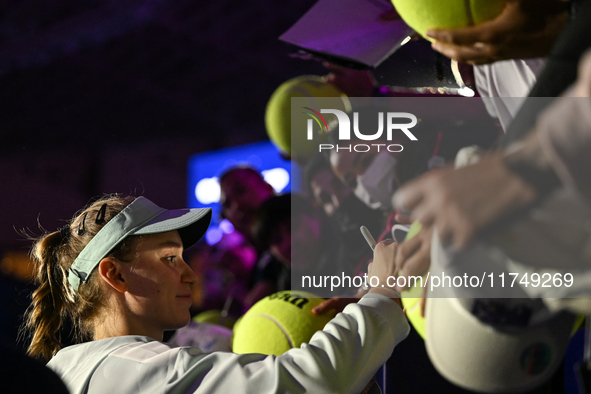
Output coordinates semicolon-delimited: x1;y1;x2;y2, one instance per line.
400;221;427;339
233;291;336;356
265;75;350;158
391;0;505;39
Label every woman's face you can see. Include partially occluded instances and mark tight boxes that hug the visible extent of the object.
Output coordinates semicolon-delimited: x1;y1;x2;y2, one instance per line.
122;230;197;336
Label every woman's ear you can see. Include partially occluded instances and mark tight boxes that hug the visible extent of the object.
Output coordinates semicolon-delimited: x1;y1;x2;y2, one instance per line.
98;257;128;293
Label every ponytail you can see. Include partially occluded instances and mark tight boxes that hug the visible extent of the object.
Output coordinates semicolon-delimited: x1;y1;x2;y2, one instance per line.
25;230;75;361
23;195;138;362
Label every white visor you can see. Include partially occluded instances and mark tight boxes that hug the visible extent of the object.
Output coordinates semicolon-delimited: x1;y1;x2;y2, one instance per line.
68;197;212;291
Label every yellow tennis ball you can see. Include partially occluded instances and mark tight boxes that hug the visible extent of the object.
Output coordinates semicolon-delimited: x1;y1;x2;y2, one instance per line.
400;220;427;339
405;221;422;240
265;75;350;158
401;294;427;339
391;0;505;39
232;291;336;356
193;309;236;329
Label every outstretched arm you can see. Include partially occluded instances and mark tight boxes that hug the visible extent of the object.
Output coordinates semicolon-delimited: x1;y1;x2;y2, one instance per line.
393;52;591;248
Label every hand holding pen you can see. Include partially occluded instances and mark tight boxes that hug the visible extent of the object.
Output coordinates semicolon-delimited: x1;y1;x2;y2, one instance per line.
360;226;401;302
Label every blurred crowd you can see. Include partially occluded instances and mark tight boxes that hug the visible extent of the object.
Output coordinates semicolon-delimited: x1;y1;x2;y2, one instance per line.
4;0;591;393
176;0;591;392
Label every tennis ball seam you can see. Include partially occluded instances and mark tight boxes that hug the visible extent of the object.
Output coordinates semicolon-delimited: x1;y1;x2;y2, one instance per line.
249;313;294;348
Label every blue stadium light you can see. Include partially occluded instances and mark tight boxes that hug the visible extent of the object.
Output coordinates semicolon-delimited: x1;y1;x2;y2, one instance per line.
188;141;300;244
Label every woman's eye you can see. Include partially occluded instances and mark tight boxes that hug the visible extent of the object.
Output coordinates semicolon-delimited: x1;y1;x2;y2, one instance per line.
167;256;176;263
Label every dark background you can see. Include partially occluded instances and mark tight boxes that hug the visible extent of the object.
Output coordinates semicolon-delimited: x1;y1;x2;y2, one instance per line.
0;0;454;351
0;4;584;393
0;0;325;248
0;0;455;251
0;0;324;350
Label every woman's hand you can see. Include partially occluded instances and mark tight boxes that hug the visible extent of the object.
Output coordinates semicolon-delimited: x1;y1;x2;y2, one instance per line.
368;240;398;287
367;240;402;305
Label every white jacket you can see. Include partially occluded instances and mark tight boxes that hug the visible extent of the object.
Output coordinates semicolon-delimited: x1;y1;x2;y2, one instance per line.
48;294;409;394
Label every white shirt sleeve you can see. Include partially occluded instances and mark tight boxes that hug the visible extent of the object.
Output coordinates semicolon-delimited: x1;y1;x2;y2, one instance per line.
74;294;408;394
474;58;546;132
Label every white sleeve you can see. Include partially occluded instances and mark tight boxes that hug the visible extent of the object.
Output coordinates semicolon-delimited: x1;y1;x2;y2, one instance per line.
474;59;547;132
473;65;498;119
97;294;409;394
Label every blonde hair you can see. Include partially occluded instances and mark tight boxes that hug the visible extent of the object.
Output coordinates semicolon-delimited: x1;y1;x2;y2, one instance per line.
23;195;139;361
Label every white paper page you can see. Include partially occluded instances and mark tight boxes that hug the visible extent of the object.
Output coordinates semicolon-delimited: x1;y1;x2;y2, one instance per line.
280;0;414;67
